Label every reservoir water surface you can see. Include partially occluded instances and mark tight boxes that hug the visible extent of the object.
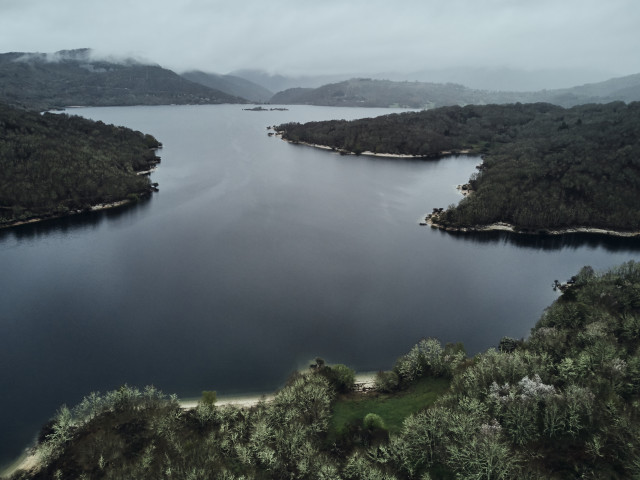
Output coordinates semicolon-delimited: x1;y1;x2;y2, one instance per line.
2;104;640;465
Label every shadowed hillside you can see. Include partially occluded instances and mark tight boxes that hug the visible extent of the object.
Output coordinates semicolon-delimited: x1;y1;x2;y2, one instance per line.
0;49;246;110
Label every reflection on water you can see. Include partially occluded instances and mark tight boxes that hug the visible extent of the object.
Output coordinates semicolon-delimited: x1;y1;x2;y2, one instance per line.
0;197;153;241
437;228;640;253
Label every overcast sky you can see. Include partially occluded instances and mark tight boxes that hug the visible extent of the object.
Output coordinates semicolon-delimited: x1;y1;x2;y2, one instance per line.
1;0;639;78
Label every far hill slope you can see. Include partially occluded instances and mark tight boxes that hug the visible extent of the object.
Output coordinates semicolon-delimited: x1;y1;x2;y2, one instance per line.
546;73;640;104
181;70;272;103
0;49;247;110
230;69;349;93
269;75;640;108
269;78;486;108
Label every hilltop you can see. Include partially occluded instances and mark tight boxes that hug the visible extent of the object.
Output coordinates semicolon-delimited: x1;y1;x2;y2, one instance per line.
0;49;247;110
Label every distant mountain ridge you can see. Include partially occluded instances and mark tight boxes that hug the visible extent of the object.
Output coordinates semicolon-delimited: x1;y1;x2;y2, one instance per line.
270;78;485;108
545;73;640;103
229;69;350;93
181;70;273;103
2;48;638;111
0;48;247;110
268;74;640;108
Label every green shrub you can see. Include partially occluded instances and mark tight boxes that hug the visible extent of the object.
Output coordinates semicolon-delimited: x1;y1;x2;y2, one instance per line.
363;413;386;431
201;390;217;407
328;364;356;393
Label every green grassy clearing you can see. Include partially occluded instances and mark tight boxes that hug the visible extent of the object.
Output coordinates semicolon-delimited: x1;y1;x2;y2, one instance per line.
328;376;450;439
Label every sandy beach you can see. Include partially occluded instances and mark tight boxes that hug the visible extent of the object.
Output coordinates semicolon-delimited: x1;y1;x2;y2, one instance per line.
180;372;376;409
179;393;276;410
423;214;640;238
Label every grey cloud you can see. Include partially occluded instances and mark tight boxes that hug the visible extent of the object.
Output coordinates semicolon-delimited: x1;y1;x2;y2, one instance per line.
0;0;638;79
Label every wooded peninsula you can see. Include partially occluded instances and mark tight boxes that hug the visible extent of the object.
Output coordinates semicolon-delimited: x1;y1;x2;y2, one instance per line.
0;103;162;228
6;261;640;479
275;102;640;234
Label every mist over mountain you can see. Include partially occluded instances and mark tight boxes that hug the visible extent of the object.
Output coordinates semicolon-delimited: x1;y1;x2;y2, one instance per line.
2;47;637;112
181;70;273;103
229;70;353;94
379;66;619;92
229;66;619;96
0;49;246;110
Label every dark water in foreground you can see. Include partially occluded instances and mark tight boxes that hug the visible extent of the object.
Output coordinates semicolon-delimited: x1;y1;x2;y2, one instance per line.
2;104;640;465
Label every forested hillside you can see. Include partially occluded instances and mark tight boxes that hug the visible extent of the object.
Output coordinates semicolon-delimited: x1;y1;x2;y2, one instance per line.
0;102;161;227
0;49;246;110
270;78;488;108
269;75;640;108
276;101;640;232
7;261;640;479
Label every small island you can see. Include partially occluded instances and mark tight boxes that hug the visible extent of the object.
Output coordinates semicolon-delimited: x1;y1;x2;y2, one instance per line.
0;103;162;229
243;106;289;111
275;101;640;237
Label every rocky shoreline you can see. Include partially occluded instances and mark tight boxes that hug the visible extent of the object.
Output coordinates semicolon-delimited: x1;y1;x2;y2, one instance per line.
421;212;640;238
0;196;148;231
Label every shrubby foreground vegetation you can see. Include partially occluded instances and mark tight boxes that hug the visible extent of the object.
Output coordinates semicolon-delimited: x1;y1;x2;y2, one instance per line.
0;102;161;227
8;261;640;479
276;102;640;232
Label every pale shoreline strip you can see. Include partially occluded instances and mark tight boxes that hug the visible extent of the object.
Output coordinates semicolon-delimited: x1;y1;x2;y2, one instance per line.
423;216;640;238
179;372;376;409
278;135;640;240
0;199;135;231
274;134;470;159
179;393;276;410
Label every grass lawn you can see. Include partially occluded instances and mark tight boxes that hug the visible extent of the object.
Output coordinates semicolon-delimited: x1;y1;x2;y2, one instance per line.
328;376;450;439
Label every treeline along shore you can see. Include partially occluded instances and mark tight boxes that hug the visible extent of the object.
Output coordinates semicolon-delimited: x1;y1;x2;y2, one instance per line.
0;103;162;229
275;101;640;236
6;261;640;479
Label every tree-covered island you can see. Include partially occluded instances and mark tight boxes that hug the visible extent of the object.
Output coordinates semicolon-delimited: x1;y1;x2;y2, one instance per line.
5;261;640;479
0;102;162;228
275;101;640;235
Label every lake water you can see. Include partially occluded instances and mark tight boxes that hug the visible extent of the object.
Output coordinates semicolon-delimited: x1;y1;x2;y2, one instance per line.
2;104;640;465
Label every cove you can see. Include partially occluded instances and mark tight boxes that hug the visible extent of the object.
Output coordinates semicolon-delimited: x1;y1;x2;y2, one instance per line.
1;104;640;466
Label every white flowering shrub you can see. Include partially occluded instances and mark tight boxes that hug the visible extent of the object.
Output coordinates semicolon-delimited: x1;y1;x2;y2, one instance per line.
393;337;464;386
518;374;556;400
